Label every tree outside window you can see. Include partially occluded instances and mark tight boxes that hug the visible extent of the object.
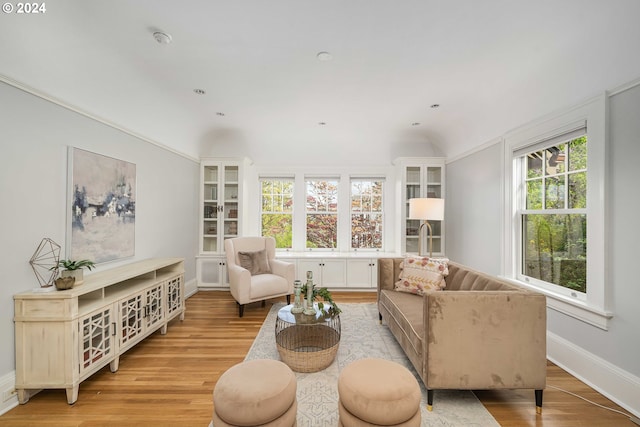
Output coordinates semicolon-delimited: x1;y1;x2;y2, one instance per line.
306;179;338;249
351;180;383;249
261;179;293;248
521;136;587;292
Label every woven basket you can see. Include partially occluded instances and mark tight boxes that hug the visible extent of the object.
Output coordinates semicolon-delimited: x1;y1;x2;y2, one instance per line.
276;324;340;373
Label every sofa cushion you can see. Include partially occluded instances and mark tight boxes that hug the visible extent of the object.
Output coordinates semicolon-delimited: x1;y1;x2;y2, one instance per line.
394;256;449;295
378;289;424;365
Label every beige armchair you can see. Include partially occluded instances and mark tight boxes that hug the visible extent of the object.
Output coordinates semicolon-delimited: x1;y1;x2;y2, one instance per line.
224;236;295;317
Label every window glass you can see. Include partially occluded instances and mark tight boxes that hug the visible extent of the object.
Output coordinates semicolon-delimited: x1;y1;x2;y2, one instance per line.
260;179;293;248
306;179;339;249
521;136;587;293
351;180;383;249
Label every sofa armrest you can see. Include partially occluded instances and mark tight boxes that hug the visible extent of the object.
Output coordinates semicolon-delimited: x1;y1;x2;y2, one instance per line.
423;290;547;390
377;258;403;294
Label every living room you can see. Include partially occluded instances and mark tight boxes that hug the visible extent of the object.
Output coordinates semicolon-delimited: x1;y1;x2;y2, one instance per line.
1;1;639;425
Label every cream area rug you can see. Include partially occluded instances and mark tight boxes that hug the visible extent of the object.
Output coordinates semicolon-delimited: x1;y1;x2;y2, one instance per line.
245;302;500;427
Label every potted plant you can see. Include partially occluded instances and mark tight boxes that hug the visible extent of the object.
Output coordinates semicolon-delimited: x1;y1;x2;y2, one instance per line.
301;284;341;316
56;259;95;286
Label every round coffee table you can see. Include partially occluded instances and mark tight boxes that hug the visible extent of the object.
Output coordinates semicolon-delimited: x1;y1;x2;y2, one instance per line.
275;303;341;373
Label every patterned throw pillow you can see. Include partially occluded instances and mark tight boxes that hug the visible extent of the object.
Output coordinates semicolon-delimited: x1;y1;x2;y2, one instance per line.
238;249;272;275
394;256;449;295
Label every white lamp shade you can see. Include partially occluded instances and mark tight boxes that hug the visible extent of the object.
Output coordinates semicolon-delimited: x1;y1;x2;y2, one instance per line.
408;198;444;221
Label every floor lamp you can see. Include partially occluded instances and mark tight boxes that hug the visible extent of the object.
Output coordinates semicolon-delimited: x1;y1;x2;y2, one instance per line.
408;198;445;258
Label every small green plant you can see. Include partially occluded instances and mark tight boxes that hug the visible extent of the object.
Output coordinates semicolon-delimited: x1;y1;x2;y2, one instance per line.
301;284;341;315
56;259;95;271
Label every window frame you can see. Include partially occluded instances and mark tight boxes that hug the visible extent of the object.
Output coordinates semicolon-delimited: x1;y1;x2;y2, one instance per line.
503;94;612;330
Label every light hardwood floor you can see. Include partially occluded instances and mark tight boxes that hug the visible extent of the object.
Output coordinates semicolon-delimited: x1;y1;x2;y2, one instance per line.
0;291;634;427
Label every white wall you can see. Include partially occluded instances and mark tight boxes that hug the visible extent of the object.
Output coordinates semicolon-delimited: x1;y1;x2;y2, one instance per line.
445;141;503;274
445;82;640;416
0;82;199;383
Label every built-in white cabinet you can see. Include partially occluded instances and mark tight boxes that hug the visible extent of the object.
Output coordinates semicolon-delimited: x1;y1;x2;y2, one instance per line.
346;258;378;288
395;157;446;256
200;158;250;254
279;256;382;289
14;258;185;405
196;255;228;289
296;258;347;288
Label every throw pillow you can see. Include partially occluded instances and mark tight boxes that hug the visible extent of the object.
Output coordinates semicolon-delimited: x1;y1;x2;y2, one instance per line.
394;256;449;296
238;249;272;276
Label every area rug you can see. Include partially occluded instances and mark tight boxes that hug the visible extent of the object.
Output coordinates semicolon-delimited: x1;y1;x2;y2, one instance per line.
245;302;500;427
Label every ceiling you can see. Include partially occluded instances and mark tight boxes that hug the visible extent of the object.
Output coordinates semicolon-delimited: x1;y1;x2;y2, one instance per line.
2;0;640;165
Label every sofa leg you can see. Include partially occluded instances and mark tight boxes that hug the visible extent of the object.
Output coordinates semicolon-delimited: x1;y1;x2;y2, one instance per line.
261;300;266;308
238;304;244;317
427;389;434;411
286;295;291;304
535;389;543;414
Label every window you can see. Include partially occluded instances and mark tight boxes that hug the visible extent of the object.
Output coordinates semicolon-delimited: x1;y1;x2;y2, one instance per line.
306;178;339;249
260;178;294;249
504;95;610;329
519;135;587;293
350;179;383;249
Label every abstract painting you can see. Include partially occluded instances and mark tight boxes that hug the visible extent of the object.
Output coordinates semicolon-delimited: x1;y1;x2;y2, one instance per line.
67;147;136;263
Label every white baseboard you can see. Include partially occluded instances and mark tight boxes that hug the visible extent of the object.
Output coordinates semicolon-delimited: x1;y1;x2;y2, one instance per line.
548;331;640;419
0;371;18;416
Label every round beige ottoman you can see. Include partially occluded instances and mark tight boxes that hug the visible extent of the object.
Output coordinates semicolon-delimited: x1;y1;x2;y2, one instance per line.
338;358;421;426
213;359;297;427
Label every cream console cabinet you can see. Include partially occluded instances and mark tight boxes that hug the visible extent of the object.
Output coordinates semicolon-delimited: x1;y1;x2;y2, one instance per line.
13;258;185;405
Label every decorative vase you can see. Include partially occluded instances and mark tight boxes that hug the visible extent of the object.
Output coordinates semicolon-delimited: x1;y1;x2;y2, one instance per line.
61;269;84;286
54;276;75;290
303;271;316;315
291;280;304;313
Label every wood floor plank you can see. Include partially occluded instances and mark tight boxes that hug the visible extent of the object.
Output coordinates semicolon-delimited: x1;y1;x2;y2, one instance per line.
0;291;635;426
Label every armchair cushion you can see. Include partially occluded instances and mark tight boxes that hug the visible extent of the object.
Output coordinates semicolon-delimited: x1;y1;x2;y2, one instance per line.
238;249;272;275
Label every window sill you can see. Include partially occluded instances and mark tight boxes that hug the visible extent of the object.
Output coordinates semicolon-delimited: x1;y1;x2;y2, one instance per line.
500;276;613;330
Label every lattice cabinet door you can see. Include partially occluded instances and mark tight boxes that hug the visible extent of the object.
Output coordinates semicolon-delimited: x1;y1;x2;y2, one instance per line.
118;292;144;350
166;275;184;320
79;307;115;377
144;283;164;330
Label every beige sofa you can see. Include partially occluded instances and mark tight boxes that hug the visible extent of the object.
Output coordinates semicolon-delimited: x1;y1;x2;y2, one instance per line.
377;258;547;412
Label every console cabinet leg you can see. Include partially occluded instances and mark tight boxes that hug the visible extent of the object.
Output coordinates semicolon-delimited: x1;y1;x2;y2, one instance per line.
17;389;29;404
110;356;120;373
161;324;168;335
66;386;78;405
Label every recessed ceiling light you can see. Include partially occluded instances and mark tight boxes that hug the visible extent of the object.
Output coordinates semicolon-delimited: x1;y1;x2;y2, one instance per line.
193;89;206;95
317;51;332;61
153;31;172;45
430;104;440;109
216;112;225;116
411;122;421;126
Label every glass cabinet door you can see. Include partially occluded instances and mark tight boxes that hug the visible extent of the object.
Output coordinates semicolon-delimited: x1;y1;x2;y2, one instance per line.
402;162;445;256
79;307;114;375
222;165;239;239
202;165;219;252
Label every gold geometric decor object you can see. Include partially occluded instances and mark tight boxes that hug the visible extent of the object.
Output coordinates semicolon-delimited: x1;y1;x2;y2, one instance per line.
29;237;61;288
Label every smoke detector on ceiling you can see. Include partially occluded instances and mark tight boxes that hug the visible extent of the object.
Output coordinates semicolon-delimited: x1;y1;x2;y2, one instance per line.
153;31;172;45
